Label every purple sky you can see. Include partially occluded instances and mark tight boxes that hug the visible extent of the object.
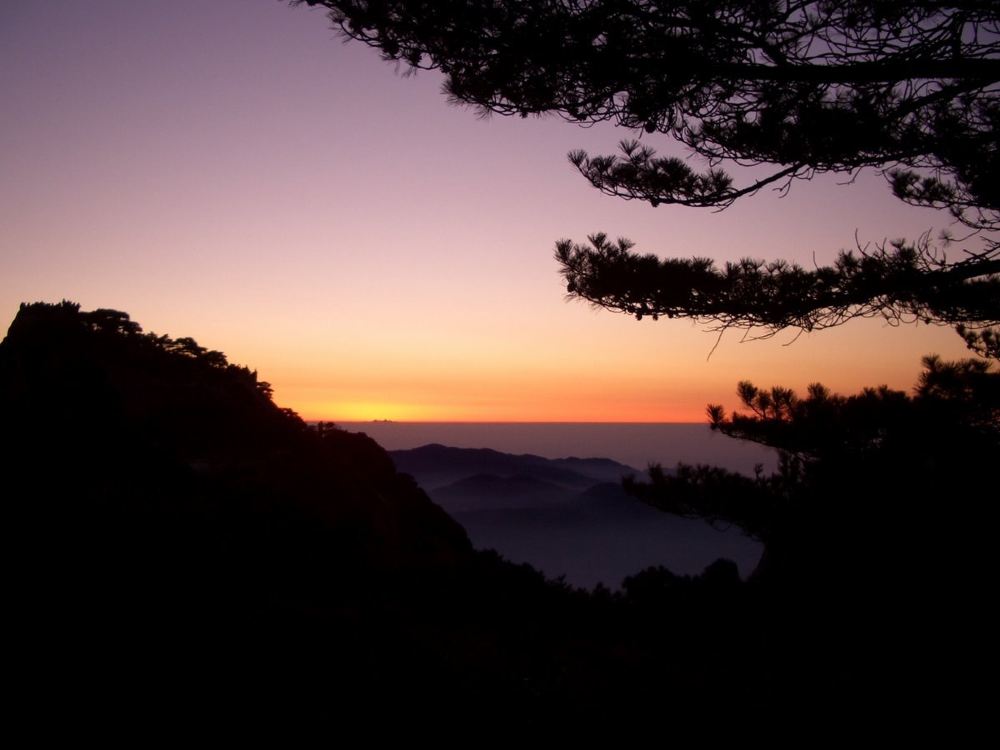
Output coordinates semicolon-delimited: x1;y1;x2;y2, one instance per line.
0;0;973;421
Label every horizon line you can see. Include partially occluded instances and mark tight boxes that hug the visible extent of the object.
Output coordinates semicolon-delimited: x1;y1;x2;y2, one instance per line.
313;420;710;426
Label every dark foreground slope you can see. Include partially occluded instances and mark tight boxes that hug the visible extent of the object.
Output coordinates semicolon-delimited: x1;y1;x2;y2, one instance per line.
8;300;994;727
2;302;768;721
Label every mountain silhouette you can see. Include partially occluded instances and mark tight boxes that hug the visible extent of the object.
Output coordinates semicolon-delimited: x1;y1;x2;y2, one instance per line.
390;442;640;490
2;301;772;720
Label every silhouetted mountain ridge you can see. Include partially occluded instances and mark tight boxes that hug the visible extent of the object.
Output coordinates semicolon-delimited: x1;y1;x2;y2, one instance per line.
1;300;469;570
2;300;769;717
390;442;640;491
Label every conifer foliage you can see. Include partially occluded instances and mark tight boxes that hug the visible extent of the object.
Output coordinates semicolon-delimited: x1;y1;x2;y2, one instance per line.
296;0;999;352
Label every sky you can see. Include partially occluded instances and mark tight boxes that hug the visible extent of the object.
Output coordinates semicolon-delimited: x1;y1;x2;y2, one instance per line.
0;0;975;422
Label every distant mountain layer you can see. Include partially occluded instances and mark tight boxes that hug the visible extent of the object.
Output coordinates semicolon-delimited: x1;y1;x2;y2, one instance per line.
390;444;762;587
390;443;640;491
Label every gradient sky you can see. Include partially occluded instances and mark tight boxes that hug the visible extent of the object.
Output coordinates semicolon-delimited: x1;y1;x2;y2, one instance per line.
0;0;974;421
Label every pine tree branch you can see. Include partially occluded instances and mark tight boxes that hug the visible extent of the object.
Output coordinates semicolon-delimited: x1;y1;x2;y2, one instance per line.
556;233;1000;336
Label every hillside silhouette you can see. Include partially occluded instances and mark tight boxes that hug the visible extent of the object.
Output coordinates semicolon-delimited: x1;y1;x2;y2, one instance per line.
3;301;771;721
6;301;991;724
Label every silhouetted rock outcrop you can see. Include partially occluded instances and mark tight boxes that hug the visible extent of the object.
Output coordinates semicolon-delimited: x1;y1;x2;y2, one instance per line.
3;302;484;715
2;300;471;573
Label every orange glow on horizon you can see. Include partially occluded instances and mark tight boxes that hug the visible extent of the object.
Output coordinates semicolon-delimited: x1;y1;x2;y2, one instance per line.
288;395;717;424
0;2;979;430
306;401;447;423
300;412;703;423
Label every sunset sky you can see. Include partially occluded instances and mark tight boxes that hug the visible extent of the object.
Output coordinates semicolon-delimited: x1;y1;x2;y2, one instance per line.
0;0;974;422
